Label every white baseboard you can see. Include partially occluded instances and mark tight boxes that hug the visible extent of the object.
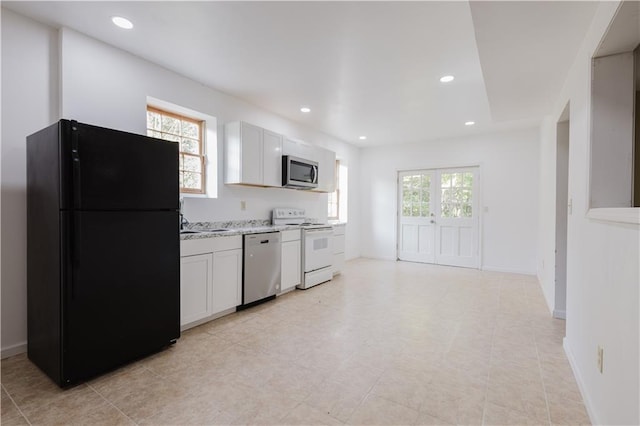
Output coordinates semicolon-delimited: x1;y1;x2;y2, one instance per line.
481;265;536;276
1;341;27;359
553;309;566;319
563;337;598;426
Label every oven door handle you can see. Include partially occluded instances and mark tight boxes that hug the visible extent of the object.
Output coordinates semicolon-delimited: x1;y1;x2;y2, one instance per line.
304;228;332;236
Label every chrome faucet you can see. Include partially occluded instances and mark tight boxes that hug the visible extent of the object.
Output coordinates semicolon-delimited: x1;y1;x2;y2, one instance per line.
179;198;189;230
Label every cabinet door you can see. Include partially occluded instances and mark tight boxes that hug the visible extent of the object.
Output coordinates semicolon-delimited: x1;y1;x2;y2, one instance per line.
316;148;336;192
281;240;301;292
240;122;262;185
180;253;213;326
283;138;315;160
263;129;283;187
212;249;242;313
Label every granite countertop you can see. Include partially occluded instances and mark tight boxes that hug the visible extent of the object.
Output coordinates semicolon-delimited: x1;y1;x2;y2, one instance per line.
180;219;303;241
180;225;303;240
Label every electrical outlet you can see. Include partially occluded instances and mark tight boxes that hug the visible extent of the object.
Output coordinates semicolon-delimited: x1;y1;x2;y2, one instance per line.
597;346;604;373
240;201;246;211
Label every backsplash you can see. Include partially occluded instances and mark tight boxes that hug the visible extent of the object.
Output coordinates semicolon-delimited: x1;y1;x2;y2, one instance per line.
185;219;271;231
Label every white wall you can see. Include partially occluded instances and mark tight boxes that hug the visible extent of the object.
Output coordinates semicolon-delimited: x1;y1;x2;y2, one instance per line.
554;120;569;318
58;27;361;245
359;127;539;274
1;9;59;357
538;2;639;424
0;12;361;356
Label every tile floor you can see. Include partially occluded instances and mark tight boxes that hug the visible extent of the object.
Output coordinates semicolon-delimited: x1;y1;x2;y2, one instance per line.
1;258;590;425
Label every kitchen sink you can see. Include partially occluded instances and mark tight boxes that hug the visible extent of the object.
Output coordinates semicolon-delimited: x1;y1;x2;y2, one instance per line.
180;228;231;234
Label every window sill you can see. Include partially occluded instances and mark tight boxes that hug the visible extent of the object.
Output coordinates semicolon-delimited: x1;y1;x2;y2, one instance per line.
586;208;640;224
181;192;215;199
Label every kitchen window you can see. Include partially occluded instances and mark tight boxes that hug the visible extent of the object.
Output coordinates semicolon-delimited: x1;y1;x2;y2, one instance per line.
328;160;348;221
146;106;206;194
328;160;340;220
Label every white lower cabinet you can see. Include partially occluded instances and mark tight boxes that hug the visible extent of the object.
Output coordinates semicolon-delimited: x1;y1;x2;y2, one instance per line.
280;229;301;293
180;235;242;330
332;224;346;275
212;249;243;313
180;253;213;325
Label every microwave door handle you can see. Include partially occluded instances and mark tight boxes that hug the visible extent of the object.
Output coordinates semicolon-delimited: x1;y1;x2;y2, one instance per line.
311;165;318;184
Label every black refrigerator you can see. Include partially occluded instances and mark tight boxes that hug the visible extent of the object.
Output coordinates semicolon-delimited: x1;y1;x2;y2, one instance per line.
27;119;180;387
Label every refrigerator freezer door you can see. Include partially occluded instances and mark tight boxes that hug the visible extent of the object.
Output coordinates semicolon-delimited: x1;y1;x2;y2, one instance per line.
61;121;179;211
62;210;179;384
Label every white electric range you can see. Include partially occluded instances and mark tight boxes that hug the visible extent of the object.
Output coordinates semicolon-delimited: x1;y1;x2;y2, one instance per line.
272;208;333;289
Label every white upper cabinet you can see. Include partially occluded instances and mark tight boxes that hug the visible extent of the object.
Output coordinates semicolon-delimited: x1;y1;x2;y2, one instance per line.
316;147;336;193
225;121;282;187
283;137;316;161
263;129;283;187
226;121;335;192
283;138;336;193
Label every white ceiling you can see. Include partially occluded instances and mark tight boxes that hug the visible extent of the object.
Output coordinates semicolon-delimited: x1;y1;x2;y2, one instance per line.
3;1;599;147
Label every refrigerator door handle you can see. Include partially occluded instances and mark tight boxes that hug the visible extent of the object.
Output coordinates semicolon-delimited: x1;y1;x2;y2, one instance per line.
70;213;81;300
71;122;81;209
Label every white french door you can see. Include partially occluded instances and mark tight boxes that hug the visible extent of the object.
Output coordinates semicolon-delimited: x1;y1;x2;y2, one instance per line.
398;167;479;268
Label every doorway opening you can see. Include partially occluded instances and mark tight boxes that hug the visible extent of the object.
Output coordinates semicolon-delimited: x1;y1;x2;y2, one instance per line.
554;103;570;319
397;167;480;268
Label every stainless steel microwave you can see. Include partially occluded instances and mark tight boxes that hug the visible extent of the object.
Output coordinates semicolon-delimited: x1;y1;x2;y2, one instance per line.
282;155;318;189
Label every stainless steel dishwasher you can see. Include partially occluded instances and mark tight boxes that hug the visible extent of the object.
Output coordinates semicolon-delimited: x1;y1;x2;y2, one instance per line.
242;232;281;307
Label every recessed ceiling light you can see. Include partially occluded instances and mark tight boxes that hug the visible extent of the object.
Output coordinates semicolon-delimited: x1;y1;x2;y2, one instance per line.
300;107;311;113
440;75;455;83
112;16;133;30
465;121;475;126
359;136;367;140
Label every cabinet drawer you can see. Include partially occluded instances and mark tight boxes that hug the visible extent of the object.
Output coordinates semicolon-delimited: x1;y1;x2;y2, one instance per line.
333;224;346;236
281;229;301;242
181;235;242;256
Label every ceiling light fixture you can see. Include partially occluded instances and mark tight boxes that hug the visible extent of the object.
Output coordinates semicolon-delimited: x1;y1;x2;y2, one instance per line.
300;107;311;113
439;75;455;83
112;16;134;30
465;121;475;126
359;136;367;140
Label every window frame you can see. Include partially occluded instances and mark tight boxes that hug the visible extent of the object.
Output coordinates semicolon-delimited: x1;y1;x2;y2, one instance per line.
146;106;206;194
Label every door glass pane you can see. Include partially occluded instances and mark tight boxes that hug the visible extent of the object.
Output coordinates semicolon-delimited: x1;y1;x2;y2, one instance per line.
440;171;473;218
441;203;452;218
463;172;473;187
421;202;429;216
441;188;451;203
401;173;433;217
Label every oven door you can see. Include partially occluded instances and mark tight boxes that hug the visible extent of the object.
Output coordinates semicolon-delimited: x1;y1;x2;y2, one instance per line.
303;228;333;272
